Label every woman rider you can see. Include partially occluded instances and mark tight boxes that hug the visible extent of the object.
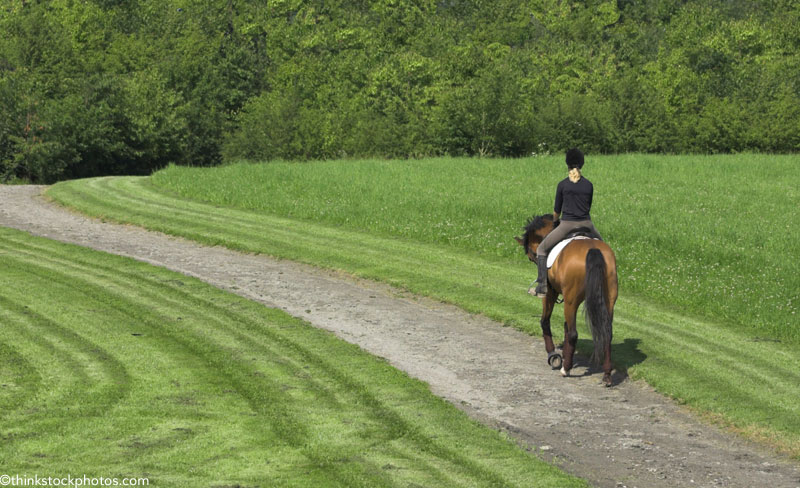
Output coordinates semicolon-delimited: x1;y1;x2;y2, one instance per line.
533;148;603;297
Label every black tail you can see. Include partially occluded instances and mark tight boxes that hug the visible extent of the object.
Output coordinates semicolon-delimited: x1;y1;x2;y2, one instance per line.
584;248;611;366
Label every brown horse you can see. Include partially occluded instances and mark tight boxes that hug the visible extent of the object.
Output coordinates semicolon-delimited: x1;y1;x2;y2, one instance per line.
516;214;618;386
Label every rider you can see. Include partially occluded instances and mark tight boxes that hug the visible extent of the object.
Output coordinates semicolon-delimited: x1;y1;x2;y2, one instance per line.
533;148;603;297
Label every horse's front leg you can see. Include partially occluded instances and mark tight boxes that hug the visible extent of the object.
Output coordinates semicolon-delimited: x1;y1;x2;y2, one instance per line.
561;299;579;376
540;291;561;369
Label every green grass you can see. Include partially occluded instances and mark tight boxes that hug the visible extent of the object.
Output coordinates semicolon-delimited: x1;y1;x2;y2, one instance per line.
151;155;800;342
0;227;584;487
45;155;800;458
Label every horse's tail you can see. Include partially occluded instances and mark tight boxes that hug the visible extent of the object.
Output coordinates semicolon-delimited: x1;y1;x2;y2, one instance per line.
584;248;611;366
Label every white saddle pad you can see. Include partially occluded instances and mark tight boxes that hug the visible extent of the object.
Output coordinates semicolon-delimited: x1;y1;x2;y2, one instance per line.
547;236;597;268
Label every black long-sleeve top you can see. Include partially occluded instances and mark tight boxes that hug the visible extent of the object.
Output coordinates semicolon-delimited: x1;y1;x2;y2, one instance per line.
554;177;593;221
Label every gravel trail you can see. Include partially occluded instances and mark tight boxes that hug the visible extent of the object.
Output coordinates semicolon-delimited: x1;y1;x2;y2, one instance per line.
1;185;798;488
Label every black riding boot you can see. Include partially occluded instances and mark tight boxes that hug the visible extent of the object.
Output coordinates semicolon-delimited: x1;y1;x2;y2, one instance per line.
534;255;548;297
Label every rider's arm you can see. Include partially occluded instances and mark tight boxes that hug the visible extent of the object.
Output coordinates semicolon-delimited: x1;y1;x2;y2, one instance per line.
553;182;563;218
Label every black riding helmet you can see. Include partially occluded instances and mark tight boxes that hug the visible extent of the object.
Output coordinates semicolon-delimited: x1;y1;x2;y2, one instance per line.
566;148;584;169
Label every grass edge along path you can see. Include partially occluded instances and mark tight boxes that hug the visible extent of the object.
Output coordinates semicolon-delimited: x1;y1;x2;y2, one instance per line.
0;226;584;487
47;176;800;459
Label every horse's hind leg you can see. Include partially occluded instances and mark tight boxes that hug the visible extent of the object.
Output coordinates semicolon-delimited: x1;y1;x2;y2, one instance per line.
561;299;579;376
540;293;561;369
602;317;613;385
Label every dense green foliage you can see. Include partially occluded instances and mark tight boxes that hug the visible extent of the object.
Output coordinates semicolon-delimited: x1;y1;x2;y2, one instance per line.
47;167;800;457
2;1;800;182
0;226;584;486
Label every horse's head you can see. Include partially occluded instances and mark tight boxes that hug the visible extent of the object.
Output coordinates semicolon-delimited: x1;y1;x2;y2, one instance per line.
515;214;557;261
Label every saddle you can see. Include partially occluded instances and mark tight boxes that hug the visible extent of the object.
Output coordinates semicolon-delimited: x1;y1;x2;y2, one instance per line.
546;228;600;269
564;226;595;240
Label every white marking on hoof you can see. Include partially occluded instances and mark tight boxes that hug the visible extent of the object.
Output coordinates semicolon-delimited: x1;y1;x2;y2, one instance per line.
560;366;569;377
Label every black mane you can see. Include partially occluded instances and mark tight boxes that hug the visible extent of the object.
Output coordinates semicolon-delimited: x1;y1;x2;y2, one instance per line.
521;214;558;252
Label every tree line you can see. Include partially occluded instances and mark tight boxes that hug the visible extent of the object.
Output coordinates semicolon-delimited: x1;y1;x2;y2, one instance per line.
1;0;798;183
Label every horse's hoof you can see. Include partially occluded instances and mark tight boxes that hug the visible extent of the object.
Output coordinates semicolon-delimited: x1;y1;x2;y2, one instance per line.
547;352;562;370
602;373;613;387
560;366;569;377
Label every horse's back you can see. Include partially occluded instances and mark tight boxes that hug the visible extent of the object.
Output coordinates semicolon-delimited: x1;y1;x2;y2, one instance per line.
556;239;615;269
552;239;617;295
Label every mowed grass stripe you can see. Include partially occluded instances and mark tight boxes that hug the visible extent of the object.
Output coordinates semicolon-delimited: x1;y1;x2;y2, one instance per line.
0;297;93;421
110;175;546;321
0;236;513;485
0;261;131;412
92;176;526;290
55;177;543;323
0;339;40;416
0;295;95;390
620;310;800;389
0;228;581;487
617;314;800;421
0;239;464;479
0;295;132;449
92;176;522;282
0;253;253;449
1;232;488;485
48;174;800;458
611;296;800;388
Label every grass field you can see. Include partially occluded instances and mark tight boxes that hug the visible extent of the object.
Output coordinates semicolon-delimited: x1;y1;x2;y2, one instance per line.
151;155;800;342
46;155;800;458
0;227;584;487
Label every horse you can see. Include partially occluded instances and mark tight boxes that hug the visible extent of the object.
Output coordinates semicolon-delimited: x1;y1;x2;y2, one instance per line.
515;214;618;386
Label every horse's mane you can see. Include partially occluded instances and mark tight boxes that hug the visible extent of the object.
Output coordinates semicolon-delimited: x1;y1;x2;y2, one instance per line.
522;214;558;251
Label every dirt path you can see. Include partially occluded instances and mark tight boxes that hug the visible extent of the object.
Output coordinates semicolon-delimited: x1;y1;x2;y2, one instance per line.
1;185;798;488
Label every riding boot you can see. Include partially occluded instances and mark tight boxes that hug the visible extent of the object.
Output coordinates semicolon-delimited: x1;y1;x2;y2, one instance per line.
534;255;548;297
